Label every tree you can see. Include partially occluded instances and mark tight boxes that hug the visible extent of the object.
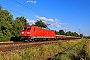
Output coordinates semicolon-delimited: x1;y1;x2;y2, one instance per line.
73;32;79;37
59;30;65;35
0;5;29;41
55;31;60;35
87;36;90;39
35;20;48;28
68;31;73;36
65;31;79;37
13;16;29;37
65;32;70;36
15;16;29;26
0;6;14;41
0;5;2;10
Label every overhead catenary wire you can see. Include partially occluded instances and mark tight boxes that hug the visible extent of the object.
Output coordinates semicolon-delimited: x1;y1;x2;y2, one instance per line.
9;5;34;19
13;0;46;17
1;0;53;26
10;9;33;19
2;5;34;20
1;0;34;19
12;0;53;26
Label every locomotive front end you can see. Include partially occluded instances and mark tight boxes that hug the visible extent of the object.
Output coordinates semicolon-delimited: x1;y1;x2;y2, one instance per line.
20;26;31;41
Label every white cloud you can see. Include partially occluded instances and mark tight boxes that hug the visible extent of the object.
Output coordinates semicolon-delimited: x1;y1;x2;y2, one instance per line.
26;19;35;25
48;19;54;22
36;16;64;28
36;16;47;21
26;16;71;31
26;0;36;3
36;16;55;22
64;26;72;32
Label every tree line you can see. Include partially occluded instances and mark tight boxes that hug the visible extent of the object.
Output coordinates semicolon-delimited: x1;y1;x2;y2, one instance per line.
56;30;83;37
0;6;29;41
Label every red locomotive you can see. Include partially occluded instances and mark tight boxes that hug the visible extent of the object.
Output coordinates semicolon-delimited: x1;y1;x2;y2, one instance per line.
20;25;56;41
20;25;80;41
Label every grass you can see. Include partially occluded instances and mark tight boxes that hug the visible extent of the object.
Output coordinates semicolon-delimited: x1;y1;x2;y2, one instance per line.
82;39;90;60
51;39;87;60
0;39;84;60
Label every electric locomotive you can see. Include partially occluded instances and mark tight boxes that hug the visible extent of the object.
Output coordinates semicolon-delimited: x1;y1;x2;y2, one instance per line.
20;25;56;41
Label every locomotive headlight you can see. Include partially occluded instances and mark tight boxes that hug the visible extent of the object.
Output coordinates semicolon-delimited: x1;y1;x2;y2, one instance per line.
22;32;24;34
27;32;30;34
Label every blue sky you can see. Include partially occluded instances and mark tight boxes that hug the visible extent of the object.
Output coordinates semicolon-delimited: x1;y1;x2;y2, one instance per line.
0;0;90;36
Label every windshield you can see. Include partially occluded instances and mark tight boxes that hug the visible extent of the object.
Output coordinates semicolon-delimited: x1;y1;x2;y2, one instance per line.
23;27;31;30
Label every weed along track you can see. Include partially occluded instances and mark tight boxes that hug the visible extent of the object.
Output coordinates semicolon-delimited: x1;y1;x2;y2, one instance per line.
0;40;59;53
50;39;87;60
0;39;85;60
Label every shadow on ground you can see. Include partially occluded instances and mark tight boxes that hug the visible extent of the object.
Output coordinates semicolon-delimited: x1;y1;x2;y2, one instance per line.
10;37;21;42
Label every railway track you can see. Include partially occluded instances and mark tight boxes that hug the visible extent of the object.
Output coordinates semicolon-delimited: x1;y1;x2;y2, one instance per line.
0;40;59;53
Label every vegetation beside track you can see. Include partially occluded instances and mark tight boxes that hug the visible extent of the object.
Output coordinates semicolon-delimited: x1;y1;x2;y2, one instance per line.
0;39;86;60
80;39;90;60
51;39;87;60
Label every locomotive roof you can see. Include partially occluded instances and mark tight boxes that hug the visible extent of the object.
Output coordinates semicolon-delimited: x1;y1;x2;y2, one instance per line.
23;25;55;31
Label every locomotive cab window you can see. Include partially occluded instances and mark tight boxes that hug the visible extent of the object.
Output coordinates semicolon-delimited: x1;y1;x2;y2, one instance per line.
27;28;30;30
23;27;31;30
34;28;36;31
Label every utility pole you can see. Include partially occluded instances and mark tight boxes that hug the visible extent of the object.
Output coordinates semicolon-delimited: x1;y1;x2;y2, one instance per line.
79;29;81;37
79;29;81;34
65;29;66;33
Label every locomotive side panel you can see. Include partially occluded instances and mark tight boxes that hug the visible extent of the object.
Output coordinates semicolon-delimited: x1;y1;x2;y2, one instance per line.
31;26;56;39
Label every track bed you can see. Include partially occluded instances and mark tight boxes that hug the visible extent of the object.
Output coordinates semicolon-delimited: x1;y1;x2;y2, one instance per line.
0;40;60;53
